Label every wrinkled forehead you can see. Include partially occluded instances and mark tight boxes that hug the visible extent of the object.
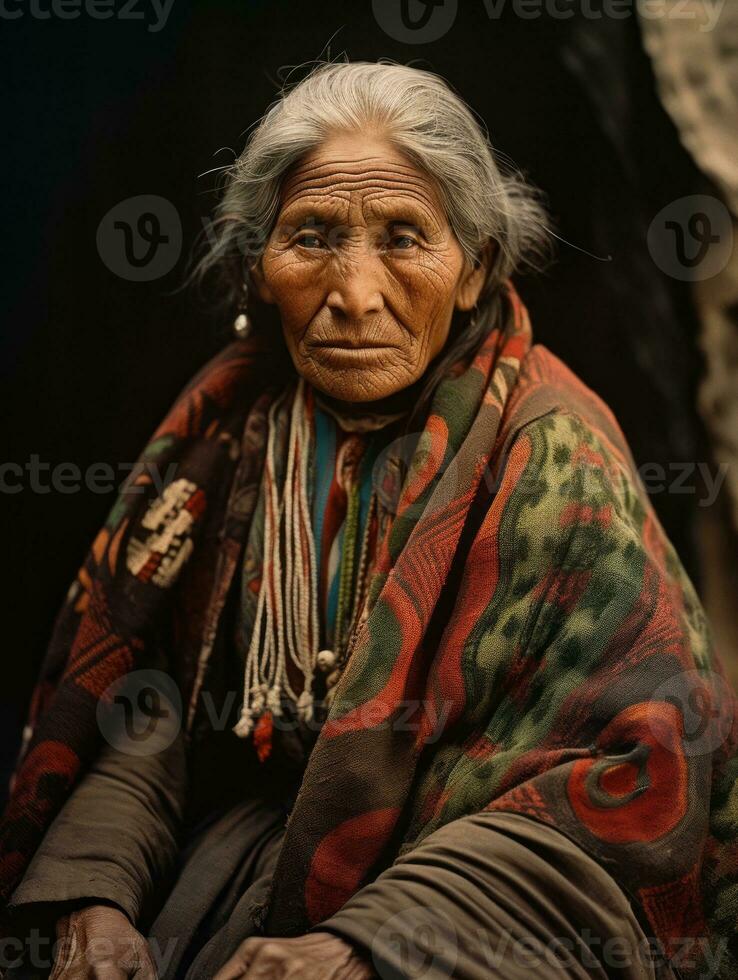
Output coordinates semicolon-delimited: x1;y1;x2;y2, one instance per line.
277;137;448;228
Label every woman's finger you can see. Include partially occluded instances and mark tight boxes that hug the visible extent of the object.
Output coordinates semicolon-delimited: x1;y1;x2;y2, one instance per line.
131;944;159;980
212;936;260;980
48;918;77;980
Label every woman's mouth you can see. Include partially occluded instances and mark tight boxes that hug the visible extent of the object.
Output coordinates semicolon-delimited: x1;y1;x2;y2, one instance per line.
313;340;394;349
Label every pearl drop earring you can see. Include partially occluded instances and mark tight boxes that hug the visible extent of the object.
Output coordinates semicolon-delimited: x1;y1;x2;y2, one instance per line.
233;281;252;340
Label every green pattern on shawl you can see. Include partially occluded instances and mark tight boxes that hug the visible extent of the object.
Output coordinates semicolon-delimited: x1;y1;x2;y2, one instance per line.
408;409;713;840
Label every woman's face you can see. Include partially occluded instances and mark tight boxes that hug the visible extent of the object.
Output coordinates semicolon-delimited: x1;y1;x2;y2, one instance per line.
254;132;488;403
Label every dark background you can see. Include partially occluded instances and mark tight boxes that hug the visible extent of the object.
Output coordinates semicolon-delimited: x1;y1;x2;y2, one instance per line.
1;0;707;794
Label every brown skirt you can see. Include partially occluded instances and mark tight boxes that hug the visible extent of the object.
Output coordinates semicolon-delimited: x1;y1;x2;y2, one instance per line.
145;797;284;979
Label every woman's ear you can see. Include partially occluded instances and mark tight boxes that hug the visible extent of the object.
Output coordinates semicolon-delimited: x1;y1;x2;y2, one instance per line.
455;241;496;311
250;261;276;305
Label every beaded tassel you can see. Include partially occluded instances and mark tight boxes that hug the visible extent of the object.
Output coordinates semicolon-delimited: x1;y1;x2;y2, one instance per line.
234;377;319;739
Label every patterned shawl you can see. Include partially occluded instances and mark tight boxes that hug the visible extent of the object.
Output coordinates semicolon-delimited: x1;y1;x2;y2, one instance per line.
2;285;737;978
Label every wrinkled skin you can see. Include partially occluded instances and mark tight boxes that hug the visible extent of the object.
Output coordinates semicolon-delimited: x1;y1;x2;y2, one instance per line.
213;932;376;980
254;131;489;405
50;905;156;979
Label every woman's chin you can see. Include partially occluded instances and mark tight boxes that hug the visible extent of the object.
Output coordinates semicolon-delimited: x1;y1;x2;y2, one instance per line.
302;363;411;405
311;380;404;405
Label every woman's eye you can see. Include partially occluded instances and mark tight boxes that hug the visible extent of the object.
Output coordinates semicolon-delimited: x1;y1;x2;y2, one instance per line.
388;234;418;251
296;234;326;250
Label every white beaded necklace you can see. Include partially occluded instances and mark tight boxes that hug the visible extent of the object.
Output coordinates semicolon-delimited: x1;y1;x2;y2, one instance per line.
233;377;319;737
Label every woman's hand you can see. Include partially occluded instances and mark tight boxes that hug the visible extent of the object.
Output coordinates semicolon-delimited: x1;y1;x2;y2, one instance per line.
49;905;157;979
213;931;375;979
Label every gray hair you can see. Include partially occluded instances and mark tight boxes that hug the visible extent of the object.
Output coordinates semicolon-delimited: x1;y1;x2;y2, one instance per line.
194;60;552;421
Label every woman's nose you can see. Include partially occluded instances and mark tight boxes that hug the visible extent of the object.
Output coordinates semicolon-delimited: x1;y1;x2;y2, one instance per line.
325;255;385;319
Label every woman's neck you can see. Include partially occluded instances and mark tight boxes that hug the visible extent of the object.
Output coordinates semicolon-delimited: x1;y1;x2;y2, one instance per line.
313;374;426;433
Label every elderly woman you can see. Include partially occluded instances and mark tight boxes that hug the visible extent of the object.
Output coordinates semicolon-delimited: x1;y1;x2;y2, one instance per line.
1;62;736;980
